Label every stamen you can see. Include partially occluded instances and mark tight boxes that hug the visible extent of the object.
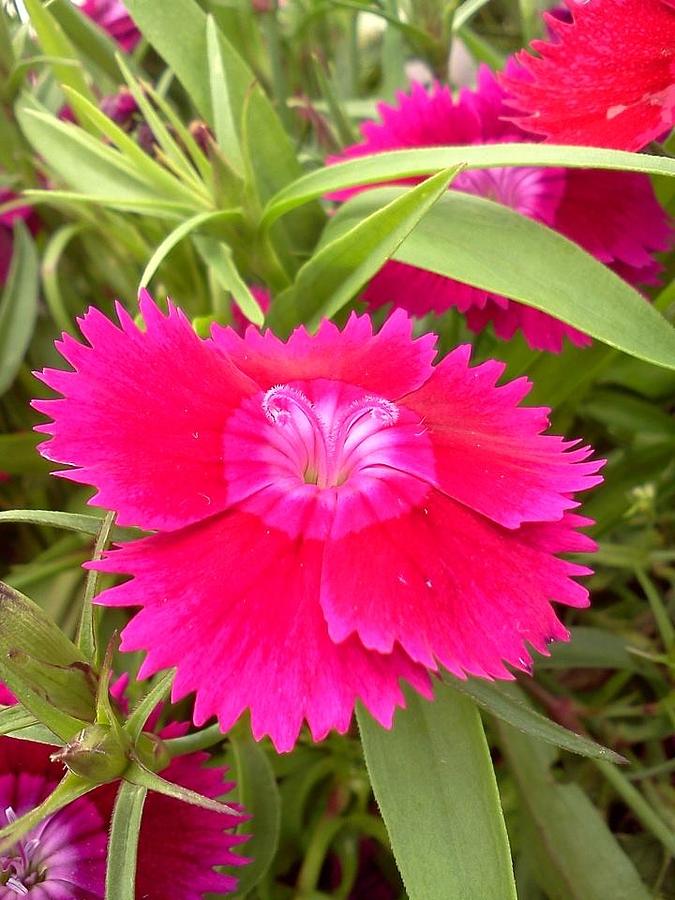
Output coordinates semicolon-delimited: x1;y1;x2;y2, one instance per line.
4;808;17;825
6;877;29;896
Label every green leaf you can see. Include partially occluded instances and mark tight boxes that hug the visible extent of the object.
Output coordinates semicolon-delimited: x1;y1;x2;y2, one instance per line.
41;222;85;333
16;104;196;217
125;760;242;817
0;221;39;396
229;732;281;897
262;145;675;226
23;0;95;103
206;15;244;175
268;167;462;332
125;671;175;742
498;723;652;900
0;703;37;736
328;188;675;371
105;782;147;900
447;678;625;763
77;511;116;664
47;0;121;83
357;685;517;900
194;236;266;326
0;581;96;739
539;627;637;671
140;210;243;289
0;508;133;541
2;722;64;745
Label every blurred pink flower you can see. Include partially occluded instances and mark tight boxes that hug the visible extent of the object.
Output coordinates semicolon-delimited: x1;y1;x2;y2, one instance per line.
0;685;247;898
504;0;675;151
328;67;671;352
80;0;141;53
34;294;602;751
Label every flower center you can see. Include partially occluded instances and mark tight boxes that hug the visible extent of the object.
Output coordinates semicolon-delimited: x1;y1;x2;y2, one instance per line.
262;385;399;488
0;808;46;895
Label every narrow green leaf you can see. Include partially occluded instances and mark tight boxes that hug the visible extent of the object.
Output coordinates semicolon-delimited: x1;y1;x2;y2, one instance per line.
268;166;462;332
229;732;281;897
194;236;266;326
77;511;116;664
358;685;517;900
41;222;85;333
0;508;134;540
328;188;675;371
140;210;243;289
125;671;175;742
262;145;675;226
105;782;147;900
206;15;244;174
0;433;51;475
0;221;39;396
498;723;652;900
0;703;37;736
539;627;637;671
447;678;625;763
125;760;242;817
48;0;121;83
3;722;64;745
0;582;96;736
23;0;95;102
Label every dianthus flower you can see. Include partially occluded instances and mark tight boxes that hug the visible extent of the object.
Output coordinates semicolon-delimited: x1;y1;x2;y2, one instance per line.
503;0;675;151
34;295;603;751
80;0;140;53
328;67;671;352
0;685;246;897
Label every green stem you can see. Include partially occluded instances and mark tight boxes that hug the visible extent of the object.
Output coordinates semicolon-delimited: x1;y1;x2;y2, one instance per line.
635;567;675;653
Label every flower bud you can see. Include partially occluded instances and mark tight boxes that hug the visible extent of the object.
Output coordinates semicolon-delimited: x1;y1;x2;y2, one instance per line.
135;732;171;773
51;724;130;783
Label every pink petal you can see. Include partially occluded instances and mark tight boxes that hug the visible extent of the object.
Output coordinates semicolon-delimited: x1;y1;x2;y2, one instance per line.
321;489;594;678
94;508;431;753
212;309;437;400
402;346;603;528
33;294;258;530
503;0;675;151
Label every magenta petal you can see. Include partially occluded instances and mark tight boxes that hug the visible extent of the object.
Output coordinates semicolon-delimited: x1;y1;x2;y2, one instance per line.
402;346;603;528
94;508;431;752
212;309;437;400
322;490;592;678
33;295;257;530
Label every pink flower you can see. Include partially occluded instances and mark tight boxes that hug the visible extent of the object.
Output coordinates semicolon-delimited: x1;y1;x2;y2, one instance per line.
80;0;141;53
503;0;675;151
0;687;246;897
34;294;603;751
328;68;671;352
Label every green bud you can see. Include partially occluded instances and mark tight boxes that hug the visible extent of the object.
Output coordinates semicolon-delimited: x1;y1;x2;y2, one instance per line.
51;724;130;783
135;732;171;773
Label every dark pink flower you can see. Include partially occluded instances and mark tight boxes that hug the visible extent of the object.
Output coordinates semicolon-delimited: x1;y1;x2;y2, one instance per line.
503;0;675;151
328;68;671;352
80;0;141;53
34;295;603;751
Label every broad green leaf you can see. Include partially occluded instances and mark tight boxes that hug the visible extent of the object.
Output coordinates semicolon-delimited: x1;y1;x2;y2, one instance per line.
0;221;39;396
194;236;266;326
0;433;51;474
327;188;675;371
229;732;281;897
125;761;241;817
268;167;462;332
262;145;675;226
447;678;625;763
16;104;197;217
140;210;243;289
47;0;121;83
105;782;147;900
0;509;133;541
23;0;95;102
0;581;96;737
358;685;517;900
498;723;651;900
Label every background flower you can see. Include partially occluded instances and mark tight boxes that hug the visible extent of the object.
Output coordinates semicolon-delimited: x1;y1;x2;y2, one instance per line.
328;66;672;351
80;0;141;53
35;297;602;751
503;0;675;151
